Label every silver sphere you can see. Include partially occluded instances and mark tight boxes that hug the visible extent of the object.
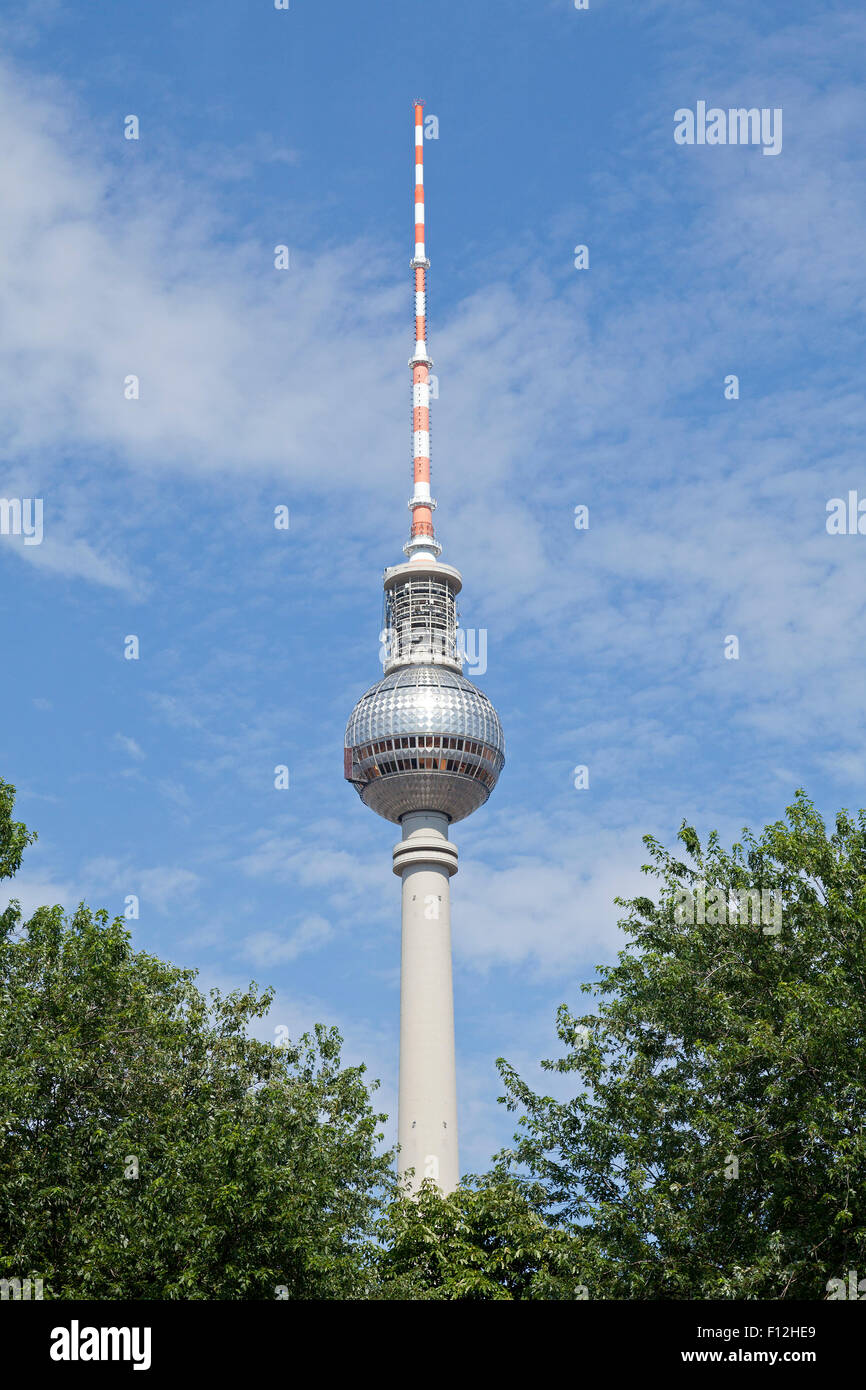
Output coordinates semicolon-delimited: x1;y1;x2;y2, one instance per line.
344;665;505;823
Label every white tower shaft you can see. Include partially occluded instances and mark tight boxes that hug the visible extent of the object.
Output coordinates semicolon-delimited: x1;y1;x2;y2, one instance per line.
393;811;459;1192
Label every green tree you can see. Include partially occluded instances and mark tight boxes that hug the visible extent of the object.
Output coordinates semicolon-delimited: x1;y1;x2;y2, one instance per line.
374;1174;587;1299
497;792;866;1299
0;779;396;1299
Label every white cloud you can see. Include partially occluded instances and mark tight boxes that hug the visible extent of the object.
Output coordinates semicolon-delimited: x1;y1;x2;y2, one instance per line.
80;857;200;915
241;915;333;967
0;530;138;592
235;829;392;933
0;875;77;920
112;733;145;761
455;828;649;973
0;56;403;489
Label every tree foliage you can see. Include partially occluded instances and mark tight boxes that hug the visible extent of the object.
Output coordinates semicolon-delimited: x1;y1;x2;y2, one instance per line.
374;1174;586;1300
4;779;864;1300
497;792;866;1298
0;779;396;1299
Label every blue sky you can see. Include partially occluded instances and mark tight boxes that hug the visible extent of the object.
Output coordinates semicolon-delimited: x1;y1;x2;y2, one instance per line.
1;0;864;1173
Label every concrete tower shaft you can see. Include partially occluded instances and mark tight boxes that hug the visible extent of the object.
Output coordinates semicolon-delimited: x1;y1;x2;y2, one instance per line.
394;812;459;1192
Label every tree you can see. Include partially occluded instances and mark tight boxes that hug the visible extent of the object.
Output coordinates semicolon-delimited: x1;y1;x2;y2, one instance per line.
374;1174;587;1300
0;779;396;1299
497;792;866;1299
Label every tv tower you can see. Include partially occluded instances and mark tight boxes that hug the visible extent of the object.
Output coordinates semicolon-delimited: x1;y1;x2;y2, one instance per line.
344;101;505;1194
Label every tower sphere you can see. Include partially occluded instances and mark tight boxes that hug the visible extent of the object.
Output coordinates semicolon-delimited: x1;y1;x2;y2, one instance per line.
345;665;505;824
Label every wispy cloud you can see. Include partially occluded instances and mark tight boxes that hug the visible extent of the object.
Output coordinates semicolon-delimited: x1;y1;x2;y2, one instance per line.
112;733;145;761
240;915;333;967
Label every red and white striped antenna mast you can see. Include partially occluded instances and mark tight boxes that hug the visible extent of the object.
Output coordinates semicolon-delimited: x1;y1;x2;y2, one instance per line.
405;99;442;562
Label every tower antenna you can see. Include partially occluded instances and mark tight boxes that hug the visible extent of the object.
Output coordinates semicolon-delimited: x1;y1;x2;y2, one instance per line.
406;99;441;562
